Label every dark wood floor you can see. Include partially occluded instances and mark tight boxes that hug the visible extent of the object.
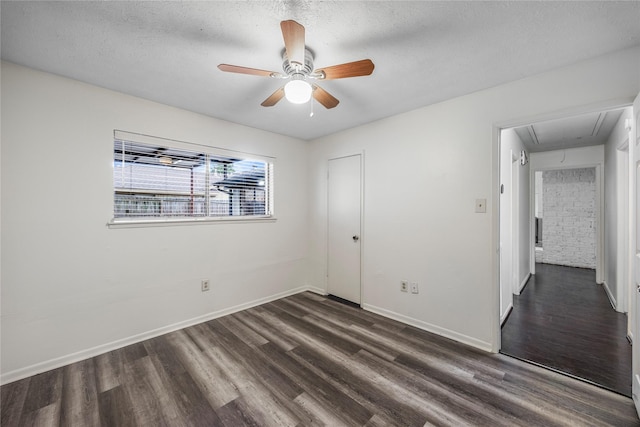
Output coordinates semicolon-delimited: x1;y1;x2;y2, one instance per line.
501;263;632;397
3;291;639;426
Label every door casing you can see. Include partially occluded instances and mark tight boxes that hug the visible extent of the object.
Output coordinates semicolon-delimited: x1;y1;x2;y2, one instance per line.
629;92;640;417
491;98;635;352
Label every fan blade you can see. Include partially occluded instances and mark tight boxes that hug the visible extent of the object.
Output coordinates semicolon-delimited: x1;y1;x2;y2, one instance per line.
261;87;285;107
218;64;279;77
312;84;339;109
314;59;374;80
281;20;305;67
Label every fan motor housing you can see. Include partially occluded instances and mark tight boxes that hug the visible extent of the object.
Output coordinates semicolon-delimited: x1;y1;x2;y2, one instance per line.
282;48;314;76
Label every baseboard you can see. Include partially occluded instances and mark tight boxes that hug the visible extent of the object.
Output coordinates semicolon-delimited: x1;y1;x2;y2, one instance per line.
361;303;492;353
1;285;313;385
306;285;327;296
517;273;531;294
602;281;617;310
500;303;514;326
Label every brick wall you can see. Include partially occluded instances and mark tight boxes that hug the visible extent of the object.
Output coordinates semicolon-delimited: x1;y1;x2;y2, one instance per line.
541;168;596;269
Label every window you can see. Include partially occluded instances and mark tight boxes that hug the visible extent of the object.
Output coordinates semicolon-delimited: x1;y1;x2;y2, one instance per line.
112;131;274;223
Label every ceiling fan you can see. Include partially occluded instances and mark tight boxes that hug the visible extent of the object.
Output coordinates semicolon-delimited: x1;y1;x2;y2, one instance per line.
218;20;374;109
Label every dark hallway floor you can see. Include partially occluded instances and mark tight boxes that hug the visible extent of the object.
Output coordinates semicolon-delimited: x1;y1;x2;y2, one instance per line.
501;263;632;397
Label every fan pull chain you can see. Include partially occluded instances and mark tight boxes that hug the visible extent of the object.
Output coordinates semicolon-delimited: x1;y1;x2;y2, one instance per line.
309;98;314;117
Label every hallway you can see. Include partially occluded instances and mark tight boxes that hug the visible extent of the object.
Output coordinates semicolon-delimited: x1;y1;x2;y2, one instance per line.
501;263;632;397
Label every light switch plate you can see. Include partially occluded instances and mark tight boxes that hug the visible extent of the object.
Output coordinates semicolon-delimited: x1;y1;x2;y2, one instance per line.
475;199;487;213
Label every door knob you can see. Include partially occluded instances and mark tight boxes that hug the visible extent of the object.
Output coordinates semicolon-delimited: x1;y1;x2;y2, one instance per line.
352;235;360;242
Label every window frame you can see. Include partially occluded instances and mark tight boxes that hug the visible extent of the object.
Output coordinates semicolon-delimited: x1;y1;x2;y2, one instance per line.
108;130;276;228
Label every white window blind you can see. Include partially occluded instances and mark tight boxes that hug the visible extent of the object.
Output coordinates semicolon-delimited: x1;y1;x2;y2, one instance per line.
113;131;274;221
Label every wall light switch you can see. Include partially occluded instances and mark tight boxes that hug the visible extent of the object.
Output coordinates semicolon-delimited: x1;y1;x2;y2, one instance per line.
475;199;487;213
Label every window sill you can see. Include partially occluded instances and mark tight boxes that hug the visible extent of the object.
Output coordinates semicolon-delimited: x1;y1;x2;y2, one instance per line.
107;216;277;229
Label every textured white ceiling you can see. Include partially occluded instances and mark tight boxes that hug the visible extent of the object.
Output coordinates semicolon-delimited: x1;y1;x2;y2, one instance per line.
2;1;640;140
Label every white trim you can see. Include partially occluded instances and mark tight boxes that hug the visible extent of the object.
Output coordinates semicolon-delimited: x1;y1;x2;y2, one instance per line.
616;138;630;314
596;165;604;284
500;303;514;326
602;280;618;310
2;285;502;385
1;284;496;385
518;272;531;294
530;166;537;277
108;216;277;229
362;303;493;353
1;286;308;385
360;150;366;305
491;125;502;353
306;285;327;296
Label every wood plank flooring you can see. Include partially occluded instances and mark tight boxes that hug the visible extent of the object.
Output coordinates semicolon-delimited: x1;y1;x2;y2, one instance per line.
2;291;638;426
501;263;632;397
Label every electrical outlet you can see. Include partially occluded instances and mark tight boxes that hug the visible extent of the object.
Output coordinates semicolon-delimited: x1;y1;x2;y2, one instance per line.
410;282;419;294
400;280;408;292
201;279;210;292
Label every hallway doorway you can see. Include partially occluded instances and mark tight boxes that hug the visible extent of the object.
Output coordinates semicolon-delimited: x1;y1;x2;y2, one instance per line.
498;105;633;395
535;167;597;270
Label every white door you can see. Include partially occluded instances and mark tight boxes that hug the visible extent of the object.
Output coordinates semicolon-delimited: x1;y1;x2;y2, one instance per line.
327;154;362;304
630;92;640;416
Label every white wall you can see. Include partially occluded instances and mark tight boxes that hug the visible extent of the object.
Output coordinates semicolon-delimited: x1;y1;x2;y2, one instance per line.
2;46;639;380
604;108;632;312
0;62;309;382
308;46;639;351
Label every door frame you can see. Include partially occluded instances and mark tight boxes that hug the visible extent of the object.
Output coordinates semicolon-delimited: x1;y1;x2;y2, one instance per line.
629;92;640;417
326;151;365;304
511;150;521;296
528;163;603;277
491;97;635;352
616;138;630;316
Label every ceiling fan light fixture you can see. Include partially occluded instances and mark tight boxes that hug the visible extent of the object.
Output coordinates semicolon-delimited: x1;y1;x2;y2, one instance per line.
218;20;373;109
284;78;312;104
